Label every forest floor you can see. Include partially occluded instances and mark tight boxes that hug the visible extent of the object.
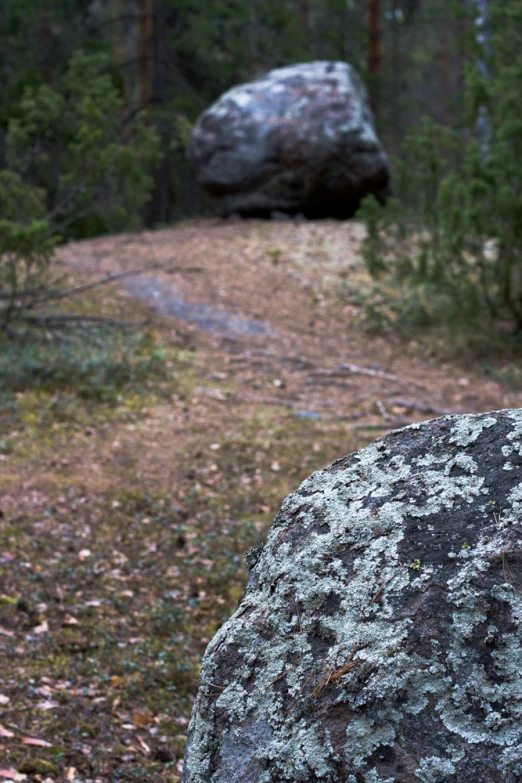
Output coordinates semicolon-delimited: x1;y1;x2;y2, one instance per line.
1;218;521;783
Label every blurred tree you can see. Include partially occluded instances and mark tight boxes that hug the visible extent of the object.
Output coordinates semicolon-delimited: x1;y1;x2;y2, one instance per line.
0;0;507;227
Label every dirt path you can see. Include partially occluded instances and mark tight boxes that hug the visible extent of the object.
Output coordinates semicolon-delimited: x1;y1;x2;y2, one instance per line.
61;218;517;427
0;218;519;783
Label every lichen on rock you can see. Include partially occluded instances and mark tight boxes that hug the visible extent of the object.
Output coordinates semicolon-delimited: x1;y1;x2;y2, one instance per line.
182;410;522;783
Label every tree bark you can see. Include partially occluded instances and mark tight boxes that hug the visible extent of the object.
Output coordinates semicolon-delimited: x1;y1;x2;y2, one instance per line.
367;0;381;113
138;0;153;109
439;7;452;125
367;0;381;76
390;0;400;154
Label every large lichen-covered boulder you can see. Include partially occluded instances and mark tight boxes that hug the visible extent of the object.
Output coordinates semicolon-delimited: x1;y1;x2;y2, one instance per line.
183;410;522;783
188;61;390;218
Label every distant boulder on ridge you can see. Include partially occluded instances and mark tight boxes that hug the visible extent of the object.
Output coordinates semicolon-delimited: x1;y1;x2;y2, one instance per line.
188;61;390;219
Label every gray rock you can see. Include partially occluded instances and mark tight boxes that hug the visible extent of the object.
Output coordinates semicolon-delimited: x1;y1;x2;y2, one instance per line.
188;61;390;219
183;410;522;783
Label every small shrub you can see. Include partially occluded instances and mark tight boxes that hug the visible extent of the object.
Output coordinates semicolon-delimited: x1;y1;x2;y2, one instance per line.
0;51;160;335
358;0;522;344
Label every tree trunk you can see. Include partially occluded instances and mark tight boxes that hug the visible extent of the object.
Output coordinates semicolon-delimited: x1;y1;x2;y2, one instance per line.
113;0;131;112
367;0;381;75
138;0;153;109
367;0;381;113
41;1;54;85
457;0;468;96
390;0;400;155
439;8;452;125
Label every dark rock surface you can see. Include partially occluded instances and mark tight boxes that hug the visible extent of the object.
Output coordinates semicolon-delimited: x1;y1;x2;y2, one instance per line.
188;61;390;219
183;410;522;783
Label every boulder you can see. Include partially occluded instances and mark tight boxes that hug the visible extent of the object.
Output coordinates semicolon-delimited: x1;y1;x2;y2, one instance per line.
188;61;390;219
183;410;522;783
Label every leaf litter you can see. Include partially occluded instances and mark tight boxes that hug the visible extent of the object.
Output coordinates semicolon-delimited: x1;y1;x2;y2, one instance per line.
1;218;521;782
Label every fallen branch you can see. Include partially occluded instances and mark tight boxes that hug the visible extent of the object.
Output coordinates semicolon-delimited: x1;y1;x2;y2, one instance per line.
375;400;391;420
21;267;151;305
309;363;426;390
20;314;134;330
387;398;454;416
343;419;414;430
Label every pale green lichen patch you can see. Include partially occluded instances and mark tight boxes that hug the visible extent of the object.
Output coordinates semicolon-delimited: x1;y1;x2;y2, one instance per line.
183;411;522;783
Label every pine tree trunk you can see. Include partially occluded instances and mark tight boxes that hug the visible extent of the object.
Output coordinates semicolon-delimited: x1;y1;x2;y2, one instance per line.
367;0;381;113
439;8;452;125
41;2;53;85
113;0;130;112
390;0;400;154
367;0;381;75
138;0;153;109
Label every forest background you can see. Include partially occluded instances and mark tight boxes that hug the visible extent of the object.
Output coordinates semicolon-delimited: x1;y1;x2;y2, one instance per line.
4;3;522;781
4;0;521;342
1;0;475;230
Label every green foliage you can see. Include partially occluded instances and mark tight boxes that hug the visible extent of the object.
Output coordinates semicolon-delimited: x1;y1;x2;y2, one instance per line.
359;0;522;342
0;330;170;430
0;171;60;331
0;51;160;334
0;331;165;401
6;51;160;238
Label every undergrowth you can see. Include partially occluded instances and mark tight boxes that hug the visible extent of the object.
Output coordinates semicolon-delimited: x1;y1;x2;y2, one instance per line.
0;329;179;431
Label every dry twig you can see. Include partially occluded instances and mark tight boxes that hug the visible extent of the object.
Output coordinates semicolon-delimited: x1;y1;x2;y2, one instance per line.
387;398;454;416
309;363;426;390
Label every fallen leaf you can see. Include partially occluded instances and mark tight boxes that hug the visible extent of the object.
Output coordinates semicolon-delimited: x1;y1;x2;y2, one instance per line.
132;708;153;728
0;769;27;781
110;676;124;688
137;736;150;755
66;767;76;781
0;628;14;637
36;701;60;711
32;621;49;634
0;724;14;738
22;737;52;748
35;685;53;697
